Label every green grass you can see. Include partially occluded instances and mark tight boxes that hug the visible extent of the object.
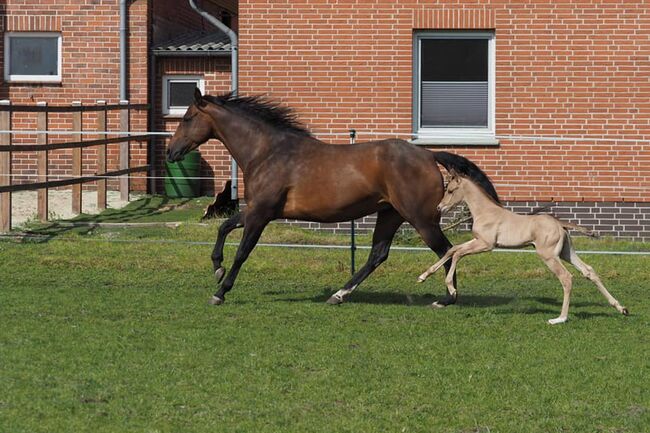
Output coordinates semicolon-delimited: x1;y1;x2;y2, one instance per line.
1;197;649;432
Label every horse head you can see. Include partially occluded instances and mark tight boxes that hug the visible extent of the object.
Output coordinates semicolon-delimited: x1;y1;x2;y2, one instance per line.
166;88;215;162
438;170;465;213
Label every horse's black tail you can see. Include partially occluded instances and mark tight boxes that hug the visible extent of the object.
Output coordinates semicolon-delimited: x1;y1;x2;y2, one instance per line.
432;151;500;203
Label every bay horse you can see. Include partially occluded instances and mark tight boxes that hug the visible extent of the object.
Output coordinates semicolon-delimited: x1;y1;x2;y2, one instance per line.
167;89;500;306
417;171;629;324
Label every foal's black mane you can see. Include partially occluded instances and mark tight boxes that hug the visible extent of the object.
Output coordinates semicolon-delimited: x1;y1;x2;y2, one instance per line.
204;92;312;137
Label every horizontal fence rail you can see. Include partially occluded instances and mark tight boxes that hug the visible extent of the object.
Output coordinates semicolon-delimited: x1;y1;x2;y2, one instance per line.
0;166;149;194
0;103;148;112
0;100;150;232
0;129;648;144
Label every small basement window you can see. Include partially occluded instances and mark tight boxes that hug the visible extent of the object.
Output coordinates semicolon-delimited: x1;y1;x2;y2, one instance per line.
162;75;205;116
413;31;497;145
4;32;62;83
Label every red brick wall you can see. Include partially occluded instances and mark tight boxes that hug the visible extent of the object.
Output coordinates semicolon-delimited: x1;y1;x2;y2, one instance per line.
154;56;233;196
1;0;150;191
239;0;650;203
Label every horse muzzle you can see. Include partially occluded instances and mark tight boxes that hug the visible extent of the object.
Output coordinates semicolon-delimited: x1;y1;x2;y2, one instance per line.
166;147;186;163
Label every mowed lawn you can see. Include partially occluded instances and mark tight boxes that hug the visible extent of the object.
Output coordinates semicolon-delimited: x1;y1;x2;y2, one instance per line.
1;198;649;433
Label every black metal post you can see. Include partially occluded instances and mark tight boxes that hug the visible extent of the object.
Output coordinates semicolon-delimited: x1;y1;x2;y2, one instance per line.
349;129;357;275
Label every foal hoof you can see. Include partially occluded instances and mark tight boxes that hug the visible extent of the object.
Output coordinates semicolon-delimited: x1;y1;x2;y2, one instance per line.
326;294;343;305
208;295;224;306
214;267;226;284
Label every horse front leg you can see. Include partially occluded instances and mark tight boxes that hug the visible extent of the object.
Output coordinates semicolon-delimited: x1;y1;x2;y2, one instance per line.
211;211;244;284
209;210;271;305
326;208;404;305
409;222;459;307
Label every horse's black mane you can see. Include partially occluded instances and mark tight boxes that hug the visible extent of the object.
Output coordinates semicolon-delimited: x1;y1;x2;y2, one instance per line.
204;92;312;137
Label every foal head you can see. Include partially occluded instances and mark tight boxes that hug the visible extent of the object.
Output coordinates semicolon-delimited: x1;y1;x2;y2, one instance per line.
167;88;215;162
437;171;466;214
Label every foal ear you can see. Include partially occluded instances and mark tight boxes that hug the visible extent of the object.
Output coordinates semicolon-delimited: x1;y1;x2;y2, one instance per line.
194;88;206;108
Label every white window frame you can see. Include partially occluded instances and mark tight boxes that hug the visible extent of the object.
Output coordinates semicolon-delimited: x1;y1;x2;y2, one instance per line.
412;31;497;146
4;32;62;83
162;75;205;116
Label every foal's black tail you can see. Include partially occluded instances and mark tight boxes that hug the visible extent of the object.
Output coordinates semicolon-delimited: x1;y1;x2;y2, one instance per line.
432;151;500;203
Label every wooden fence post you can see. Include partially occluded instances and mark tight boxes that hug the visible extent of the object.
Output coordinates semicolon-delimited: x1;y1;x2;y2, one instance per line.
71;101;82;214
119;100;130;202
96;101;107;211
37;102;49;221
0;100;11;232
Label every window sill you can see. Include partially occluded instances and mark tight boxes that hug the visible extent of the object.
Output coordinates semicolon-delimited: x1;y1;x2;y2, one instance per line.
410;136;500;146
162;113;186;119
5;78;62;84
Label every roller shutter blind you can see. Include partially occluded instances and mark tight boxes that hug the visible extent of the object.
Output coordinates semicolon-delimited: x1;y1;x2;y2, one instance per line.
420;38;489;128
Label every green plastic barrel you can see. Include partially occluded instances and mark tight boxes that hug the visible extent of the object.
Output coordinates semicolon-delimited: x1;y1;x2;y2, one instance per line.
164;150;201;198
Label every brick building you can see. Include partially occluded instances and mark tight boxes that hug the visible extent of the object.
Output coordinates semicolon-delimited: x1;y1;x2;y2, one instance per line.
2;1;649;238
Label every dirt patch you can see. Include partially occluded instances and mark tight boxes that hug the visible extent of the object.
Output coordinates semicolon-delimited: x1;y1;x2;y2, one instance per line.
10;190;139;228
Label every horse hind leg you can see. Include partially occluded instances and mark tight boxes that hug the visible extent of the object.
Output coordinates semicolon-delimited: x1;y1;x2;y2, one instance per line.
559;235;629;316
540;253;573;325
327;208;404;305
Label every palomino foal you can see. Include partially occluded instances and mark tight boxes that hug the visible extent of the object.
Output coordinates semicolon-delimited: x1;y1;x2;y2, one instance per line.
417;172;629;324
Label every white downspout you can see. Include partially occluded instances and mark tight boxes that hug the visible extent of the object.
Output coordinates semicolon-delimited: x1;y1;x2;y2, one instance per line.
188;0;239;201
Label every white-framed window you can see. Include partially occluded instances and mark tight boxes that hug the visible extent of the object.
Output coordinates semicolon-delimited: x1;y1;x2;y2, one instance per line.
4;32;62;83
413;31;497;145
162;75;205;116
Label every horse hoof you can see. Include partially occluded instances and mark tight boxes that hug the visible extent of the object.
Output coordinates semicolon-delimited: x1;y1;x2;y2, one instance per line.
417;276;426;283
208;295;224;306
621;307;629;316
214;267;226;284
548;317;567;325
326;294;343;305
430;301;446;309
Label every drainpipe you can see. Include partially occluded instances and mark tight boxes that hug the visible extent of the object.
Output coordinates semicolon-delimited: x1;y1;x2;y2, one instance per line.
148;50;157;194
188;0;239;201
119;0;128;101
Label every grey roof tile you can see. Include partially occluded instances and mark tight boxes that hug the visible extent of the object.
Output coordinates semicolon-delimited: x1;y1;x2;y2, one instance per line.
153;31;231;55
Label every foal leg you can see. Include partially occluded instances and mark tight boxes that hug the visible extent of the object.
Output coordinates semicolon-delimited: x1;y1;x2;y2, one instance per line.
209;209;271;305
417;243;464;282
437;239;493;307
411;223;459;307
211;211;244;284
559;236;628;316
326;208;404;304
539;253;573;325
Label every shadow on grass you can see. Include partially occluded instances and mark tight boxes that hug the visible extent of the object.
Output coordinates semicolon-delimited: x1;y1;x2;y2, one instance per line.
17;196;191;243
275;290;614;319
277;289;515;308
525;296;604;309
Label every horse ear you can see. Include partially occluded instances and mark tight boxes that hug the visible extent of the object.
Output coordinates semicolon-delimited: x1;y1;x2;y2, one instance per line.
194;88;206;107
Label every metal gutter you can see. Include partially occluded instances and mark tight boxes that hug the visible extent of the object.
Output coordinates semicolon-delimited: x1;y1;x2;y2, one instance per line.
119;0;128;101
188;0;239;201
